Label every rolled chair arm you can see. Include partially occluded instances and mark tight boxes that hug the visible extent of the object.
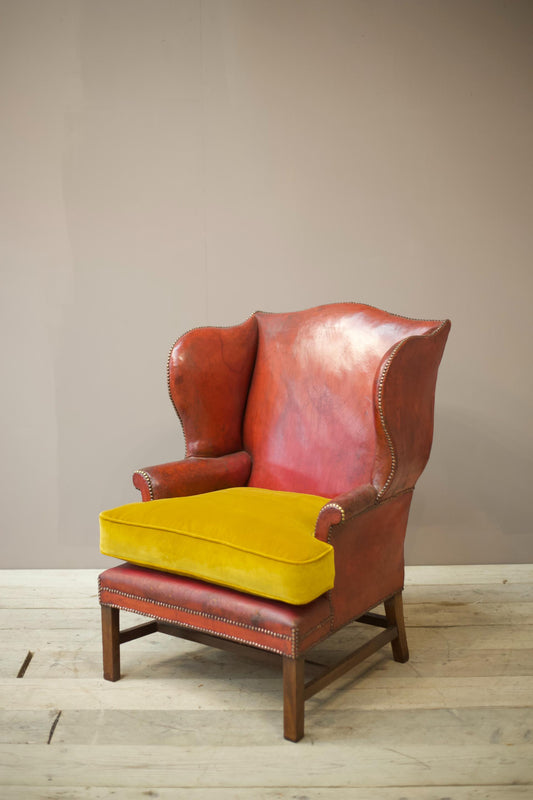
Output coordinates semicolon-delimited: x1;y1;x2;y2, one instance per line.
314;484;378;541
133;451;252;501
315;486;414;629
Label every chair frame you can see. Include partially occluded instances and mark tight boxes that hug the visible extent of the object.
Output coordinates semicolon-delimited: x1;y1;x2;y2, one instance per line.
101;589;408;741
99;303;449;741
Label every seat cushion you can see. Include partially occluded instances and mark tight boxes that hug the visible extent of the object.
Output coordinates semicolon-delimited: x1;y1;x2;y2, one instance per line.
100;487;334;605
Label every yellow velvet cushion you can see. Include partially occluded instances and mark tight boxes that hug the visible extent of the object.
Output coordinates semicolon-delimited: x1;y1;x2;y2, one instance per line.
100;487;334;605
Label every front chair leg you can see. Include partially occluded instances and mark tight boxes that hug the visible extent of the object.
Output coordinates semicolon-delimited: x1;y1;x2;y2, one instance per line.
101;605;121;681
384;591;409;663
283;656;305;742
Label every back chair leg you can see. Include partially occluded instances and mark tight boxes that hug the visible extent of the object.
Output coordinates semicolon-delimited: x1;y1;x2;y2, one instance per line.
101;605;121;681
384;591;409;663
283;656;305;742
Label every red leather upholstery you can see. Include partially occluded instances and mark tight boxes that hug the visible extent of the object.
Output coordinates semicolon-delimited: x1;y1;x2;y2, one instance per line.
168;315;258;458
99;302;450;740
324;491;414;629
244;304;447;498
117;302;450;639
99;563;332;657
133;452;252;501
134;303;449;505
372;323;450;499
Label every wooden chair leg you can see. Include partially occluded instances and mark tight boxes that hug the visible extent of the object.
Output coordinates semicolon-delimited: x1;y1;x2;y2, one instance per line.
101;605;121;681
384;591;409;663
283;656;305;742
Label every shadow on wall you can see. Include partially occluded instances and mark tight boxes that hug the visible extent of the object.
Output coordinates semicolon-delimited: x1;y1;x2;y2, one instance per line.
406;404;533;565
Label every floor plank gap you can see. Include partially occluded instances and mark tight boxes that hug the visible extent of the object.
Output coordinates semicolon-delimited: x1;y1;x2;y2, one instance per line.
15;650;34;679
47;710;62;745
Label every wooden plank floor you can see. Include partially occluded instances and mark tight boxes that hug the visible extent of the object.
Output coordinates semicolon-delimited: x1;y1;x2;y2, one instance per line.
0;565;532;799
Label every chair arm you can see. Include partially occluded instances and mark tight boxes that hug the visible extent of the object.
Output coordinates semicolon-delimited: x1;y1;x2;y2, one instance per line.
132;451;252;501
316;488;414;630
314;484;378;542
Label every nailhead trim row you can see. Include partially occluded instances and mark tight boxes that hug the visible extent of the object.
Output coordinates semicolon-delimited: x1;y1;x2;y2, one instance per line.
165;308;447;502
133;470;155;501
98;579;331;658
102;599;288;657
376;340;404;499
167;304;430;459
319;502;346;523
376;319;448;500
98;583;288;640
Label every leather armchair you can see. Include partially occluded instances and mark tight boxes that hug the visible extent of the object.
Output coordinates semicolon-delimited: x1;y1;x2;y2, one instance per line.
99;302;450;740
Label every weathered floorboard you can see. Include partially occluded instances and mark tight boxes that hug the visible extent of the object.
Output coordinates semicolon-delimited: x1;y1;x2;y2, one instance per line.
2;787;532;800
10;706;529;748
2;674;532;712
0;566;532;796
1;743;532;787
10;643;533;680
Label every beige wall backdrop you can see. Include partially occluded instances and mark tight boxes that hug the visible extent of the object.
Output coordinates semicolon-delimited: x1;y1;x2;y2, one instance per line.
1;0;532;567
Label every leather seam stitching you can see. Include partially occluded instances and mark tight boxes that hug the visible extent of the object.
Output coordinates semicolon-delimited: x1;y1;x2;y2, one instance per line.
298;617;331;642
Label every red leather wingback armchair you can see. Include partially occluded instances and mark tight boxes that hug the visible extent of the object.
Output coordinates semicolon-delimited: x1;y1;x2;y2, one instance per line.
99;303;450;740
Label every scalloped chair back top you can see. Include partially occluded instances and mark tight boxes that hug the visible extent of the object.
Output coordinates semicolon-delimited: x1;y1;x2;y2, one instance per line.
168;303;449;500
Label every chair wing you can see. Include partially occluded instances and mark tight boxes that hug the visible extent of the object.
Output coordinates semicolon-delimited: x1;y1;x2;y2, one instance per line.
168;314;258;458
373;320;451;498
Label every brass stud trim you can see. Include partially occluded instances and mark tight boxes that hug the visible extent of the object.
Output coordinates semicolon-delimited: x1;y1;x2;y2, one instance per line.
376;319;449;500
319;502;345;523
99;584;288;639
133;469;155;501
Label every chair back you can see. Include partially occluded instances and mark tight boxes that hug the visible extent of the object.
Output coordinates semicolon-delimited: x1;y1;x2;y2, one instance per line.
243;303;449;498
